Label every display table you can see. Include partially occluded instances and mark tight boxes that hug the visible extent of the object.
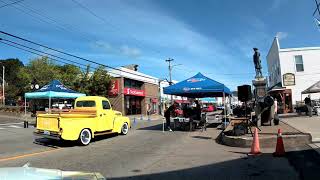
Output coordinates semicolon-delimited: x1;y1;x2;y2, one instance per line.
171;116;203;131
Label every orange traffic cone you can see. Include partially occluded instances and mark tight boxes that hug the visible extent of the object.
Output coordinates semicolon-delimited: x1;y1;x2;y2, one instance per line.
273;129;285;157
249;128;261;155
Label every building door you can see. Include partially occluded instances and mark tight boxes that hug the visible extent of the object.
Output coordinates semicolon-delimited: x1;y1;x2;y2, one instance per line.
125;96;142;115
284;92;293;113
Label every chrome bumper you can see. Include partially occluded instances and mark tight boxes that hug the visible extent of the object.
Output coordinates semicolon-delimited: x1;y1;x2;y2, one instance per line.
33;130;61;140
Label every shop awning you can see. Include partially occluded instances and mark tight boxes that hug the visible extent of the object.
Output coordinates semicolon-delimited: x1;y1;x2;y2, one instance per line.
163;73;231;98
268;82;284;92
302;80;320;94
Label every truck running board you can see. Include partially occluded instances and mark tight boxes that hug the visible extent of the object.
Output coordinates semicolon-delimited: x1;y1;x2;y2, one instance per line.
94;130;114;136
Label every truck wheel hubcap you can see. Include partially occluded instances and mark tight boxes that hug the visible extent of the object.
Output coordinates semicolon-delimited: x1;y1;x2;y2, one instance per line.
81;130;90;144
122;123;128;134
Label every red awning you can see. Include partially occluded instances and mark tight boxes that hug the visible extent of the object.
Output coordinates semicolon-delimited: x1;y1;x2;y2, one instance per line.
174;100;190;104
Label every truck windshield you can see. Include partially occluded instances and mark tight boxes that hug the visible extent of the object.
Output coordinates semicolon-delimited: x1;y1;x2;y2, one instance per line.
76;101;96;107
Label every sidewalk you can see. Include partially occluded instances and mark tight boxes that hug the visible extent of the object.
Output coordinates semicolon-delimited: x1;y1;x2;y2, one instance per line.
282;116;320;152
127;114;163;121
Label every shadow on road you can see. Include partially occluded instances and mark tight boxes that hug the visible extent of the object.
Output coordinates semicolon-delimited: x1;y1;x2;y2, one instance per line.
137;124;164;131
34;133;119;148
107;147;320;180
107;152;302;180
191;136;212;140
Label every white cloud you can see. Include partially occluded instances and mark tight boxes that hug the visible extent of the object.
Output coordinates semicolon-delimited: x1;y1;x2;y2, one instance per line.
276;32;288;39
92;41;141;58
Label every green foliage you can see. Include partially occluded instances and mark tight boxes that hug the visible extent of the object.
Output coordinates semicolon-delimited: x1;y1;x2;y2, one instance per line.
7;56;113;99
88;65;112;96
0;58;24;99
74;65;112;96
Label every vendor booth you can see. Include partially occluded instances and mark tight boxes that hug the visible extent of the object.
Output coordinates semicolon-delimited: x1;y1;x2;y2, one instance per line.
24;80;86;114
163;73;231;130
300;80;320;115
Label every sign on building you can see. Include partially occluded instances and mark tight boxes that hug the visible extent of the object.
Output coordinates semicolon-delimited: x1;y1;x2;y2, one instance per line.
283;73;295;86
108;80;119;96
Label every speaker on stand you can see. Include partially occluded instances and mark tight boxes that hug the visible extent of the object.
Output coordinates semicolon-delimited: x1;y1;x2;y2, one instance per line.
237;85;254;135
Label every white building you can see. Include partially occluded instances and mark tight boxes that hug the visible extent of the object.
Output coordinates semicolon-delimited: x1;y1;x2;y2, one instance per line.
267;37;320;113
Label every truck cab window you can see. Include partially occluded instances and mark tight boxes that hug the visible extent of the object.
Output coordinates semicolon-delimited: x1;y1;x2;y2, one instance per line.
76;101;96;107
102;100;111;109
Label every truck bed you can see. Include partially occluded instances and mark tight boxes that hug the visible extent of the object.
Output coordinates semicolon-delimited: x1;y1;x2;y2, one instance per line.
37;108;97;118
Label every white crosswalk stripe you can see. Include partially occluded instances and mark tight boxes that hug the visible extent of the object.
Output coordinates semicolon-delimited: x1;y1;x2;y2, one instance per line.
0;123;27;130
7;125;23;128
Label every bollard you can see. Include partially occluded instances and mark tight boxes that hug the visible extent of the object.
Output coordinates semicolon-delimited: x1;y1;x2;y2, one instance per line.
133;117;136;125
148;115;151;121
140;114;143;121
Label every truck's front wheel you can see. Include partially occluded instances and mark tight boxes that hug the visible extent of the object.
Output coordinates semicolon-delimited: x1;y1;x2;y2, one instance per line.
121;123;129;135
78;129;91;146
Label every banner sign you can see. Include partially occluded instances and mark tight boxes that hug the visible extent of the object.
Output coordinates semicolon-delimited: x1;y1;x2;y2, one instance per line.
109;80;119;96
123;88;145;97
283;73;295;86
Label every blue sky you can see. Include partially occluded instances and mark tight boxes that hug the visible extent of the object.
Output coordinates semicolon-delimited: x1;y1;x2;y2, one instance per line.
0;0;318;90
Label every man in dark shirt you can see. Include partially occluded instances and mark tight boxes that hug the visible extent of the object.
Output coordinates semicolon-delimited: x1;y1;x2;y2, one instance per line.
164;103;176;131
304;95;312;117
194;100;201;120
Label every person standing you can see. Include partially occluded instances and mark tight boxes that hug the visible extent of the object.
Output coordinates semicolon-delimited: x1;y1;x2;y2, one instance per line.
304;95;312;117
164;103;176;131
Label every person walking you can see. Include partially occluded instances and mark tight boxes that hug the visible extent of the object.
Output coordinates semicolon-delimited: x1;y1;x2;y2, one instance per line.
164;103;176;131
304;95;312;117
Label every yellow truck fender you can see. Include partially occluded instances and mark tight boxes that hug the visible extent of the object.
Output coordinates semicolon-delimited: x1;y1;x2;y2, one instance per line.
113;117;130;133
60;120;94;140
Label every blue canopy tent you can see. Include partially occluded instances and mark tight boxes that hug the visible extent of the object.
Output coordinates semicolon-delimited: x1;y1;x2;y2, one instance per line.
24;80;86;114
163;73;231;125
163;72;231;98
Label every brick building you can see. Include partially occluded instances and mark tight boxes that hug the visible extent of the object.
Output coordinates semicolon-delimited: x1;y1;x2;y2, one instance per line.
108;66;159;115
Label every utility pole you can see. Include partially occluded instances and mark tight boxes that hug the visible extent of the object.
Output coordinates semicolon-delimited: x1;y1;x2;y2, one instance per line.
2;66;4;105
165;58;174;104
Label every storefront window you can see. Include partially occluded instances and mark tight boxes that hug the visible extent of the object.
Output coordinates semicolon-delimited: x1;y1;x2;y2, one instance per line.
124;78;143;90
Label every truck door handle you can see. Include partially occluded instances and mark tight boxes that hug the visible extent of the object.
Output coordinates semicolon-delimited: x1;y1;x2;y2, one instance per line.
103;113;106;115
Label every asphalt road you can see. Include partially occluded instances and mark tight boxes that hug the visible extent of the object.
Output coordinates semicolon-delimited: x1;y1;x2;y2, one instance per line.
0;118;317;179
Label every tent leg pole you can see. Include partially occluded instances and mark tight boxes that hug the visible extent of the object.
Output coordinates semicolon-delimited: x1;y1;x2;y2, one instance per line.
223;92;226;128
24;97;26;116
49;96;51;114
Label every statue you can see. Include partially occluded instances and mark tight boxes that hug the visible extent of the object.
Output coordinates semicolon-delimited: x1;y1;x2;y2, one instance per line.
253;48;263;78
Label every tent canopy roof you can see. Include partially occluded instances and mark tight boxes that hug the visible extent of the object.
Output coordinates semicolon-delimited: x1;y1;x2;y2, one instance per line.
302;80;320;94
163;73;231;98
25;80;86;99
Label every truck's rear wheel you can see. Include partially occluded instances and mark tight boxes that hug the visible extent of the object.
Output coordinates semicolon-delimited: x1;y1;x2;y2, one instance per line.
121;123;129;135
78;129;91;145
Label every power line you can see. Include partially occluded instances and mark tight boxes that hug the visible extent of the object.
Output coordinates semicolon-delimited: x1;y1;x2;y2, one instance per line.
0;40;90;71
0;31;158;79
0;38;96;69
70;0;163;56
11;0;97;42
0;0;24;9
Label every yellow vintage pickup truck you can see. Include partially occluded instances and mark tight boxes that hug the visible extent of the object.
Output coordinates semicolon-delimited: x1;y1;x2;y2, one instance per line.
34;96;131;145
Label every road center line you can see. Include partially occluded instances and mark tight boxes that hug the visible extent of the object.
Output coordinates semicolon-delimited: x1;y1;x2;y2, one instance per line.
0;148;61;162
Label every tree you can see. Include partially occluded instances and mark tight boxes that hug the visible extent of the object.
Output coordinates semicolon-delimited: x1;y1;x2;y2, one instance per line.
74;65;112;96
88;65;112;96
58;64;81;88
0;58;24;100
